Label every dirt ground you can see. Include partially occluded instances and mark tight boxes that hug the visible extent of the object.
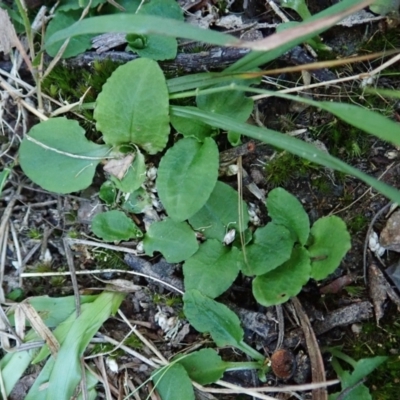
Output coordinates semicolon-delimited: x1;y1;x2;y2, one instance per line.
1;1;400;399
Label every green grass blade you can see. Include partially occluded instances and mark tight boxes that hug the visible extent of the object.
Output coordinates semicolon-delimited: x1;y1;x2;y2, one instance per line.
227;0;373;71
170;106;400;204
45;14;240;49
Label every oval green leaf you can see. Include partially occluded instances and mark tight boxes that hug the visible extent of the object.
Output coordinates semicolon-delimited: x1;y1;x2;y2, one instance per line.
253;247;311;306
175;348;228;385
183;289;243;348
183;240;241;298
19;117;110;194
152;364;194;400
94;58;170;154
189;181;249;241
157;137;219;221
143;218;199;263
266;187;310;245
242;223;294;276
309;216;351;281
91;211;143;241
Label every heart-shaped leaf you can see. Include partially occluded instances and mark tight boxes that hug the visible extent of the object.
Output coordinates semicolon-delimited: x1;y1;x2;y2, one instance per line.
189;181;249;241
183;240;241;298
252;247;311;306
143;218;198;263
242;223;294;276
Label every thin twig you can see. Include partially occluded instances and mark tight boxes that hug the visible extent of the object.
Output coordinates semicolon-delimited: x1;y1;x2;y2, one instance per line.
363;202;392;284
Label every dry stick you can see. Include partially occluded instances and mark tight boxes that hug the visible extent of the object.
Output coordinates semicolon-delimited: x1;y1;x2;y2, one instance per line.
0;186;22;301
96;332;160;368
363;202;393;285
291;297;327;400
118;309;168;365
94;356;112;400
63;238;81;316
9;220;22;270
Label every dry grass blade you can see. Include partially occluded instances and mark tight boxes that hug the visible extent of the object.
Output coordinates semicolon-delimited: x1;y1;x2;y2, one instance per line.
19;302;60;357
291;297;327;400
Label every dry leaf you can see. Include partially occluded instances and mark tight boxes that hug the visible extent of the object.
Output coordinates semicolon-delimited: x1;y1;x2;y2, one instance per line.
103;154;134;180
0;9;18;54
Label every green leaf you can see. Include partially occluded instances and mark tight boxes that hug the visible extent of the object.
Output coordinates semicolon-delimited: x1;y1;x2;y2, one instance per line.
0;166;11;194
19;117;110;194
127;0;183;61
0;331;37;397
370;0;400;15
26;291;125;400
175;349;228;385
227;0;371;71
94;58;170;154
122;187;152;213
99;181;117;205
242;223;294;276
308;216;351;280
183;240;241;298
91;211;143;241
143;218;199;263
170;107;214;140
266;188;310;245
279;0;312;19
170;106;400;205
127;34;177;61
252;247;311;306
183;289;243;347
44;11;94;58
152;364;194;400
58;0;105;11
189;181;249;241
110;150;146;193
197;87;253;122
45;14;241;49
157;137;219;221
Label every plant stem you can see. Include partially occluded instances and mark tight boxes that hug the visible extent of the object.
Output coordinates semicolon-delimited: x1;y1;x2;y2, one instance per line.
237;340;265;362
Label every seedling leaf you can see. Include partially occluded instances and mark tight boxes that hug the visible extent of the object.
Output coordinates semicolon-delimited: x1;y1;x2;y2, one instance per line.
175;348;228;384
157;137;219;221
143;218;199;263
91;211;143;241
110;150;146;193
266;188;310;245
189;181;249;241
183;240;241;298
94;58;169;154
152;363;195;400
127;0;183;61
19;117;110;194
309;216;351;280
242;223;294;276
253;247;311;306
183;289;243;347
